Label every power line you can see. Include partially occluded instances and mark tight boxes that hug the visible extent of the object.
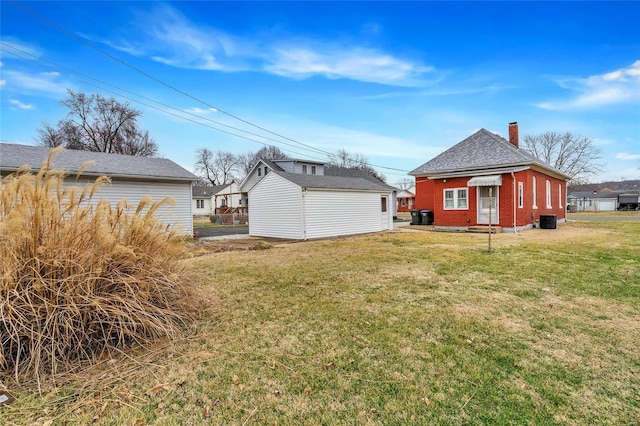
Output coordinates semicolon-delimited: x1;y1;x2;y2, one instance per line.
6;0;411;175
0;42;332;158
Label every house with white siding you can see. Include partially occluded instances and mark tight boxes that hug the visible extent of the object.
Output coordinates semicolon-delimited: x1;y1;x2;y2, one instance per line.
248;170;394;240
192;185;221;216
1;143;198;235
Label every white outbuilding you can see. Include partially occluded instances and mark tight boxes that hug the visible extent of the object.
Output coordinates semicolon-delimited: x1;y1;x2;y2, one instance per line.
248;170;394;240
0;143;198;235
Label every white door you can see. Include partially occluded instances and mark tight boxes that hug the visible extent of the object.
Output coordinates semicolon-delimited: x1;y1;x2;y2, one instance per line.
477;186;499;224
381;196;390;230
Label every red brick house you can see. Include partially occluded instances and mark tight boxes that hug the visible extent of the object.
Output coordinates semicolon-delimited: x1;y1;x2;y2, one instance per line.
396;187;416;213
409;123;569;232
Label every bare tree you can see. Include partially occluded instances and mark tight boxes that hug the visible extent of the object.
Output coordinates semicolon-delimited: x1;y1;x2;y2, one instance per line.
522;132;603;184
194;148;239;185
37;90;158;156
235;145;289;182
395;178;415;190
327;149;386;182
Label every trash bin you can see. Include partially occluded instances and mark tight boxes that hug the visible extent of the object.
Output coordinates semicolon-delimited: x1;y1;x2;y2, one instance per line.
539;214;557;229
410;210;422;225
420;210;434;225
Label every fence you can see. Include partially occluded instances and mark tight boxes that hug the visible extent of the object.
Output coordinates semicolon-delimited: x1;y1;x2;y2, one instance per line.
193;212;248;228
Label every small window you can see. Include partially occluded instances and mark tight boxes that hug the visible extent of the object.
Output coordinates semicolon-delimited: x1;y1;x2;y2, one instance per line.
532;176;537;209
558;183;563;208
518;182;524;208
381;197;387;212
265;167;269;175
311;165;316;175
546;180;552;208
444;188;468;210
302;165;308;174
258;168;262;177
196;199;204;209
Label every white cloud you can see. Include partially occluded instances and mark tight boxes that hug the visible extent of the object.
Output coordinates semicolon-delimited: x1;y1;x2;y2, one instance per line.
2;69;68;95
183;107;218;115
537;60;640;110
0;38;42;60
265;46;433;87
615;152;640;160
104;4;434;86
9;99;34;110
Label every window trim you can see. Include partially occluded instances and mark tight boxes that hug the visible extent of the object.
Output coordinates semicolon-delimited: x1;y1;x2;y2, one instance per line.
558;183;563;208
546;179;552;209
302;165;308;174
443;187;468;210
518;181;524;208
532;176;538;209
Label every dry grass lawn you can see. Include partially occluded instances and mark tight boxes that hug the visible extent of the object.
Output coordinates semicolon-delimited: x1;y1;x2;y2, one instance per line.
2;221;639;425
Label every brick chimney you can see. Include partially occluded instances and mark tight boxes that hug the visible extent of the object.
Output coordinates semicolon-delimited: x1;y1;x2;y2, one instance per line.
508;122;519;148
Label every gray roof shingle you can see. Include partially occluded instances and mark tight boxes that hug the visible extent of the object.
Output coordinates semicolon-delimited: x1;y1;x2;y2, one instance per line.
324;165;398;191
272;170;393;192
409;129;567;177
0;143;197;181
192;185;227;197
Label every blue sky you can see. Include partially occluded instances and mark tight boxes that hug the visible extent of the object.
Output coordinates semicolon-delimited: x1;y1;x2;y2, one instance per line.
1;1;639;185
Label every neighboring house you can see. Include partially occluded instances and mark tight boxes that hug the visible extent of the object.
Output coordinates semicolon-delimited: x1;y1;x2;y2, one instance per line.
396;186;416;213
1;143;197;235
409;123;569;232
192;185;222;215
213;181;247;212
568;190;639;211
238;158;399;217
248;170;394;240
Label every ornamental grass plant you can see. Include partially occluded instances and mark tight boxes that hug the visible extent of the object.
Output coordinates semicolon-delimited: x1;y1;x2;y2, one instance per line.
0;148;197;387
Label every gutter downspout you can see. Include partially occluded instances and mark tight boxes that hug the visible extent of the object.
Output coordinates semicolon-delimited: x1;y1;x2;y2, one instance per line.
511;172;519;234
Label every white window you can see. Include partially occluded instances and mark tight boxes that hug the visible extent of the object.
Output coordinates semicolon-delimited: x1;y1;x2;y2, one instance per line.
444;188;468;210
196;199;204;209
532;176;537;209
518;182;524;208
546;180;552;208
264;167;269;175
258;168;262;177
302;165;308;174
311;165;316;175
558;184;563;208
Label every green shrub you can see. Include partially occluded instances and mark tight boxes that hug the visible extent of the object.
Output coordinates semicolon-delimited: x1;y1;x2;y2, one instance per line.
0;147;197;386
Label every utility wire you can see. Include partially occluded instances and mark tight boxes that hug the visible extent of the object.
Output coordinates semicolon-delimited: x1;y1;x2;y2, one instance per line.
0;42;332;157
7;0;411;174
0;46;362;165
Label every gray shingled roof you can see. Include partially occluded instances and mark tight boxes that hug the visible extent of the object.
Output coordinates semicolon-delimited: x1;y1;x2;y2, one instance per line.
0;143;197;181
272;170;393;192
324;165;398;191
409;129;568;178
192;185;227;197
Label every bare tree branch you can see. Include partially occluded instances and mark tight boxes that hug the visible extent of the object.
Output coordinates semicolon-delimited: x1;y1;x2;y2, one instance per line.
36;90;158;156
522;131;604;184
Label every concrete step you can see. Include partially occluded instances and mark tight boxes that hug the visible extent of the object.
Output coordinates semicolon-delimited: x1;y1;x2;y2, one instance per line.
466;226;502;234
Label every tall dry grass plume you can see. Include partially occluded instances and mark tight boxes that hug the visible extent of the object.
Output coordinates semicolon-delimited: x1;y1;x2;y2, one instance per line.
0;147;197;386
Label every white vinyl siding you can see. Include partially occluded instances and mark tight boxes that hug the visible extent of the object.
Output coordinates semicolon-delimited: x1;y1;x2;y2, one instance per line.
304;190;392;239
248;173;392;240
67;178;193;235
248;174;304;239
